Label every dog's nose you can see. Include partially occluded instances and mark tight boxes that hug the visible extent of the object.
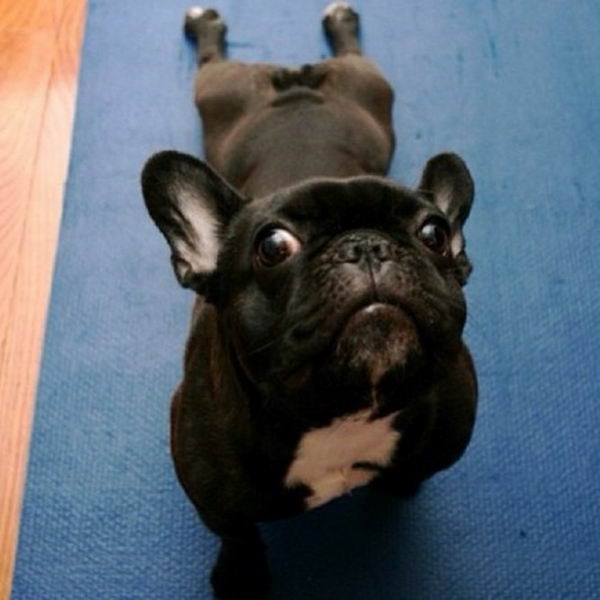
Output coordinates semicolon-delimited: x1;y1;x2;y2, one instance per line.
370;239;392;262
335;233;393;269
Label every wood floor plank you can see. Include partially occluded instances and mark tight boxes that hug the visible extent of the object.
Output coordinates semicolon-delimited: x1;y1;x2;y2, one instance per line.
0;1;85;598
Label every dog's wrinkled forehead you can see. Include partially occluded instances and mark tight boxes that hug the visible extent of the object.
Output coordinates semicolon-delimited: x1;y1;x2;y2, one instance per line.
253;176;434;235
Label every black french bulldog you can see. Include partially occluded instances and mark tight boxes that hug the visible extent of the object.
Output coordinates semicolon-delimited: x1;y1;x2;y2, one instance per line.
141;3;477;599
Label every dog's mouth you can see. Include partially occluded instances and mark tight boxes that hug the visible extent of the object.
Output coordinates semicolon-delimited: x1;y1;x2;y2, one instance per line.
342;302;413;332
335;302;422;387
267;295;428;396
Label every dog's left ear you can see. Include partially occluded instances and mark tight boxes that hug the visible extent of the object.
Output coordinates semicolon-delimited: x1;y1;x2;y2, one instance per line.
418;153;474;284
141;151;244;294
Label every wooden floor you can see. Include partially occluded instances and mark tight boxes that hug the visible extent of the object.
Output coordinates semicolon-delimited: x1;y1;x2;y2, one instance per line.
0;1;85;597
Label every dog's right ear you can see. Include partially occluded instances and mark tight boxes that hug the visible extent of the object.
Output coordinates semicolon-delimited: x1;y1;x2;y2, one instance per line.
141;151;244;293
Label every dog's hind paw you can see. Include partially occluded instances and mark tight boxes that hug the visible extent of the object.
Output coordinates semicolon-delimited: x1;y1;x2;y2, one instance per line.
323;2;359;39
323;2;356;20
184;6;225;39
186;6;206;19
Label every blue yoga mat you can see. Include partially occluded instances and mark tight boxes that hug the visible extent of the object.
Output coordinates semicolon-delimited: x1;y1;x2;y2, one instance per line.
13;1;600;598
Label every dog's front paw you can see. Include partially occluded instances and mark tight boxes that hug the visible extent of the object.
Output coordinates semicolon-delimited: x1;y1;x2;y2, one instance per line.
210;543;270;600
372;472;423;499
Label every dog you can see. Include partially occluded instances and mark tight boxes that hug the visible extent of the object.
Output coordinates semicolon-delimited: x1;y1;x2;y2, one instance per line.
141;4;477;599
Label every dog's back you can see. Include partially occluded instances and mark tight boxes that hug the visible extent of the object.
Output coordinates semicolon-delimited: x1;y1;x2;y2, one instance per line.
186;7;395;197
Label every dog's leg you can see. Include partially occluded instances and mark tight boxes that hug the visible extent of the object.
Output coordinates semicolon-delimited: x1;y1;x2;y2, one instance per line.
183;8;272;178
184;6;227;64
323;2;361;56
209;523;270;600
319;3;395;170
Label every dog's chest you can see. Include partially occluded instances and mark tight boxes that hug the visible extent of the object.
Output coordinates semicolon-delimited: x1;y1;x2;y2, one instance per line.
284;409;401;509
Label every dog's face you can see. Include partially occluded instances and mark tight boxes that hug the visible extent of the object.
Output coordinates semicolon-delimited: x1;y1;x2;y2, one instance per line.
142;152;474;420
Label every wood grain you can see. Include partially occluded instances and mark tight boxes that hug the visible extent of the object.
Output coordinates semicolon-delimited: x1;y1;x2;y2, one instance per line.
0;1;85;597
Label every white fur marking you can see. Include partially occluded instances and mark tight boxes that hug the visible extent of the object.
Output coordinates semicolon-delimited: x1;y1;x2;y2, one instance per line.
285;409;401;509
186;6;205;19
323;2;353;18
173;186;219;275
436;186;453;215
451;232;464;257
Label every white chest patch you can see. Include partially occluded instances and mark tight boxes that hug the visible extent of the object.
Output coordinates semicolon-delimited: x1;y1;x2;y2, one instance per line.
285;409;401;509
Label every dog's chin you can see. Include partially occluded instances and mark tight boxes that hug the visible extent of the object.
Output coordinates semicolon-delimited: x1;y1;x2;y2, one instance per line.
335;303;422;386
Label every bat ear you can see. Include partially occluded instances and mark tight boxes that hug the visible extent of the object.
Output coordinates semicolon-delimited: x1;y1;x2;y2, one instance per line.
418;153;475;284
141;151;244;293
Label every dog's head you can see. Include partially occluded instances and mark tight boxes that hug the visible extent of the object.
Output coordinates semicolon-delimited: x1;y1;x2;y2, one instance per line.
142;152;474;420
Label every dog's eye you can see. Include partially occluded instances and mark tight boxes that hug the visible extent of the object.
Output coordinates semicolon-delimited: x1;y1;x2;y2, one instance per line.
255;228;302;267
417;218;450;255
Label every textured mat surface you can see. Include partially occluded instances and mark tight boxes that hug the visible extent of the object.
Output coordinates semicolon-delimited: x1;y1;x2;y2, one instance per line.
13;1;600;598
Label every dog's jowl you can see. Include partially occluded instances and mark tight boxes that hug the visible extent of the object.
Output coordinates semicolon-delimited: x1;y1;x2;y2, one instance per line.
141;4;477;599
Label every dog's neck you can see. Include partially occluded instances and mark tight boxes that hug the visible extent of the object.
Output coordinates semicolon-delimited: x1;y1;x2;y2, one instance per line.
230;148;376;198
210;121;390;199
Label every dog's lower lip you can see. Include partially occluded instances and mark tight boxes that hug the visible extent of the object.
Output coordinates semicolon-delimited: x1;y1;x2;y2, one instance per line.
361;302;390;314
355;302;404;317
347;302;410;326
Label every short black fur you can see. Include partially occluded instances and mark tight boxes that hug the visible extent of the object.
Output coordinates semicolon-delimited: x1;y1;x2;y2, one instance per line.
142;5;477;599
